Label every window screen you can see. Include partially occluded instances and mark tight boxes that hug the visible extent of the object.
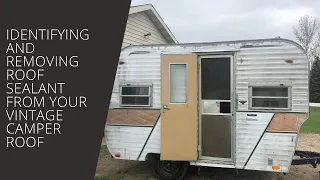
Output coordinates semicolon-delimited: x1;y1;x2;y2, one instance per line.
120;85;151;106
170;64;187;103
250;87;290;109
201;58;230;100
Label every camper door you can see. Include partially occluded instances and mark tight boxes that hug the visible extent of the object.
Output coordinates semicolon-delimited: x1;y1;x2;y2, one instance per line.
160;54;198;161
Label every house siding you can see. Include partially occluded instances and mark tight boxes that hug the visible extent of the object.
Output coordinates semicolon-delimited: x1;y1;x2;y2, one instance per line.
122;12;167;48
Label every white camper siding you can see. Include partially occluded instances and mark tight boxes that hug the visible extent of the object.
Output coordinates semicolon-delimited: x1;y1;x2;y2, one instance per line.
105;118;162;161
235;112;274;168
236;45;309;112
110;53;162;109
245;133;297;172
122;12;167;48
139;118;161;161
105;125;153;160
111;39;308;111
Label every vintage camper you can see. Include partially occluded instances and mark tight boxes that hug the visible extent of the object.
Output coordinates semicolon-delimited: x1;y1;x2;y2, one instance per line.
105;38;310;180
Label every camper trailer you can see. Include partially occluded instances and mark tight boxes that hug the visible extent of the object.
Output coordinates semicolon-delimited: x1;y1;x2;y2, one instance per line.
105;38;310;180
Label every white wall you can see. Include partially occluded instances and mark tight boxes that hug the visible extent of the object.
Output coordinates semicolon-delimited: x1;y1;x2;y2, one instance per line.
310;103;320;107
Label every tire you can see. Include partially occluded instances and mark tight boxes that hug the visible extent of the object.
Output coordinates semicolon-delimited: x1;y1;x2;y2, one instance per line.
149;154;189;180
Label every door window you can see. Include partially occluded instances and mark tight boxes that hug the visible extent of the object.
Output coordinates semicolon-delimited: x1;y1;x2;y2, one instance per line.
170;64;187;103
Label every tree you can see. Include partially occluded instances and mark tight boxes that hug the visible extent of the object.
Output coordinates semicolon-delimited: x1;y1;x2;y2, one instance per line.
310;56;320;103
293;14;319;64
310;31;320;59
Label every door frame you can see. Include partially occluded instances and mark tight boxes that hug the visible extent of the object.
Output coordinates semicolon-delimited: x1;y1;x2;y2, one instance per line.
198;54;236;163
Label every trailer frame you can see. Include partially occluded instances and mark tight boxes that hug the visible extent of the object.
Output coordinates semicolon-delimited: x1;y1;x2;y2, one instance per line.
292;150;320;168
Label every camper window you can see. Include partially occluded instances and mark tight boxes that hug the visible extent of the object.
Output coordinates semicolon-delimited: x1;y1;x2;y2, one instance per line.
170;64;187;103
250;86;290;110
120;85;152;106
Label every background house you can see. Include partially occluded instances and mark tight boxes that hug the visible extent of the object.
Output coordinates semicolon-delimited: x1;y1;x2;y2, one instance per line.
122;4;178;48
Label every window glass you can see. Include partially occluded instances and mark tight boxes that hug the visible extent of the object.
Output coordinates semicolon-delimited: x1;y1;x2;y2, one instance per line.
122;87;149;95
120;85;151;106
252;87;288;97
170;64;187;103
251;87;289;109
201;58;230;100
121;97;149;106
252;98;288;108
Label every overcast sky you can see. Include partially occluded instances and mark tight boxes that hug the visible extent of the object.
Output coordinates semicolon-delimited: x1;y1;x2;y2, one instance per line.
131;0;320;43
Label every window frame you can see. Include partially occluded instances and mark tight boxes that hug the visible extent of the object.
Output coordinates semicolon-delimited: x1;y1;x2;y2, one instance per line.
119;83;152;107
249;86;292;111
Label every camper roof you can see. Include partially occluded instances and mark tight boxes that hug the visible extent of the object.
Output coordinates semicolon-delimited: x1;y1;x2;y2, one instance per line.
122;38;305;53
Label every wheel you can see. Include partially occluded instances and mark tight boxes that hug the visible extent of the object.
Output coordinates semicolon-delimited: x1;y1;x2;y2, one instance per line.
149;154;189;180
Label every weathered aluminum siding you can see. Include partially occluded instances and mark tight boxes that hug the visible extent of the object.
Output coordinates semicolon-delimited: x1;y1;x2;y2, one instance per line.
105;113;297;172
245;132;297;172
235;112;274;168
110;52;163;108
111;39;308;112
139;118;161;161
105;125;152;160
122;12;167;48
105;119;161;161
236;45;309;112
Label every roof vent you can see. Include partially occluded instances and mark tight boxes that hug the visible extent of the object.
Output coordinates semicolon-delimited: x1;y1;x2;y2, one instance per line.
129;51;150;55
144;33;151;37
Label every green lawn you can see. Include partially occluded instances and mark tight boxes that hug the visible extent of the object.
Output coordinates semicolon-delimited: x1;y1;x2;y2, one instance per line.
94;176;110;180
300;107;320;133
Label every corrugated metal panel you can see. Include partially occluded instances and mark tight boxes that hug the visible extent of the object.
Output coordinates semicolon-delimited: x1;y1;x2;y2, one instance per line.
112;39;309;112
105;125;152;160
139;118;161;161
110;53;162;108
245;133;297;172
235;112;274;168
235;43;308;112
122;12;167;48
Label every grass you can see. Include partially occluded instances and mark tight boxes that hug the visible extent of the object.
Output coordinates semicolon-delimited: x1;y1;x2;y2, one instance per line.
94;176;110;180
300;107;320;133
94;175;124;180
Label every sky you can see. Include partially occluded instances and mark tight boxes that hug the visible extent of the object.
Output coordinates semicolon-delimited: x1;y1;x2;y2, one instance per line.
131;0;320;43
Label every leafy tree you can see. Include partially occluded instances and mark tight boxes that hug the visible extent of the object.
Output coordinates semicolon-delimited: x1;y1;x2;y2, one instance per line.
310;56;320;103
310;31;320;60
293;14;319;65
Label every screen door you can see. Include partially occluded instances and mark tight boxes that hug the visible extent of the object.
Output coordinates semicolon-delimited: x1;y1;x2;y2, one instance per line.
199;55;234;162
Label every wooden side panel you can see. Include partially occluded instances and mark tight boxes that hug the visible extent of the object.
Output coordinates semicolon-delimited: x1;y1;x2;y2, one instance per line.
160;54;198;161
106;109;160;126
267;113;308;132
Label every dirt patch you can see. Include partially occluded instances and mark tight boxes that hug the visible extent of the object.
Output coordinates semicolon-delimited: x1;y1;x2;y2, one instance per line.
297;133;320;152
96;133;320;180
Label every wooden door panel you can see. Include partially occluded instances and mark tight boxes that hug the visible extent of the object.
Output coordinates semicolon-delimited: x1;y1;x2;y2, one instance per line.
160;54;198;161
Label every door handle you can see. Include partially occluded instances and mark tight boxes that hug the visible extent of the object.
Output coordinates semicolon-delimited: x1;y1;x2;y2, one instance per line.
162;105;170;113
